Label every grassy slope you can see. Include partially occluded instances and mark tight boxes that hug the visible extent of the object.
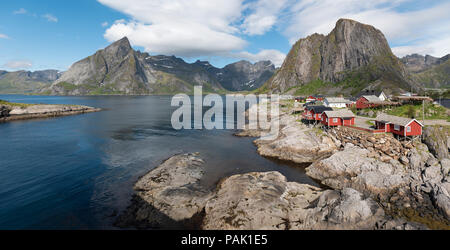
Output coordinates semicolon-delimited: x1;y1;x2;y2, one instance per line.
413;59;450;89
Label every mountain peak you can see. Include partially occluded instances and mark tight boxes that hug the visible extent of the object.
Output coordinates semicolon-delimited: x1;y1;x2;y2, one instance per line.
263;18;415;94
105;37;132;52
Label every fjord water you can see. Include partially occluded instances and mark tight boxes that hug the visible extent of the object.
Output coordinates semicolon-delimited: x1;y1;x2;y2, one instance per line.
0;95;317;229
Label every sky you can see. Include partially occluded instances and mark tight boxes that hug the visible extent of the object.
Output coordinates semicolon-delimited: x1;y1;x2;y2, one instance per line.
0;0;449;72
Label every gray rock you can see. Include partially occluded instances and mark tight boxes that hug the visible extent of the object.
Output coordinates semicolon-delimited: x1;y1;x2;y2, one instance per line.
202;171;393;230
306;144;407;197
422;126;450;160
432;183;450;220
115;153;213;229
202;171;323;230
253;114;337;164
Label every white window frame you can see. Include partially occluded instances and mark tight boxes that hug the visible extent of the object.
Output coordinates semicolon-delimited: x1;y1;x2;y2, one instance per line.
394;124;400;131
333;118;338;123
406;126;411;132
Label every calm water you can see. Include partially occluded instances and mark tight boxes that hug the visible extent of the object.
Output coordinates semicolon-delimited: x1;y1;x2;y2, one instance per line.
439;99;450;109
0;95;317;229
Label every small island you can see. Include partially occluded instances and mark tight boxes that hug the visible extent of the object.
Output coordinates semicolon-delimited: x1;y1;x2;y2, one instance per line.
0;100;101;122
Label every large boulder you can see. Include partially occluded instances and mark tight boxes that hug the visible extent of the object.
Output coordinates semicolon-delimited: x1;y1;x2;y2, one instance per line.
115;153;213;229
254;116;337;164
202;171;323;230
0;105;10;118
422;126;450;160
432;182;450;220
306;144;408;198
202;171;411;230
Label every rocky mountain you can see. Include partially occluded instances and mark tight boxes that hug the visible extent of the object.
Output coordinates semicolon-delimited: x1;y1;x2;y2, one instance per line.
402;54;450;89
49;37;275;95
0;69;61;94
260;19;418;96
215;60;275;91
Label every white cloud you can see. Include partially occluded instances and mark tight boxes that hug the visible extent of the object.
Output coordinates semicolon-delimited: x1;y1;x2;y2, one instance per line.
241;0;287;35
13;8;27;15
392;35;450;58
0;34;9;39
99;0;287;64
282;0;450;57
232;50;286;67
100;0;247;57
42;14;58;23
101;22;109;27
3;60;33;69
105;21;247;57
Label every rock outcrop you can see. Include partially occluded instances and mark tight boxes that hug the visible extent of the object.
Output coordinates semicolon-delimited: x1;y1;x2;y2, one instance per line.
238;103;338;163
0;102;100;122
117;152;426;230
422;125;450;160
0;105;10;118
262;18;417;95
115;153;214;229
307;137;450;228
306;143;408;198
202;171;422;230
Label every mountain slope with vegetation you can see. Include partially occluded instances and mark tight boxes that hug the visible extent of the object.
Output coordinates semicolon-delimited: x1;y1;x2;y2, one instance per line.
47;37;275;95
402;54;450;89
259;19;419;96
0;70;61;94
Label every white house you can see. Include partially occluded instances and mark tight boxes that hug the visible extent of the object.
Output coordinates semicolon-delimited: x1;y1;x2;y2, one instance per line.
324;97;350;108
376;91;389;101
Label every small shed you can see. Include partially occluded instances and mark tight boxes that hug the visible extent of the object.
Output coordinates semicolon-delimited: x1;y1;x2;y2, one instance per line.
375;113;423;137
321;110;356;127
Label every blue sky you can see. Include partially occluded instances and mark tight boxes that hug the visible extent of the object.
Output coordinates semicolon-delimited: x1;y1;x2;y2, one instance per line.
0;0;449;72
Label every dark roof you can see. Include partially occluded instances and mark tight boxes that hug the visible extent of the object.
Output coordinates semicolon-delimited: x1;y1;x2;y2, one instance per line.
310;106;333;113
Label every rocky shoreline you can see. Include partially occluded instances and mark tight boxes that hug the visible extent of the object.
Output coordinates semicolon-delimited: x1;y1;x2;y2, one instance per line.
0;102;101;122
117;101;449;230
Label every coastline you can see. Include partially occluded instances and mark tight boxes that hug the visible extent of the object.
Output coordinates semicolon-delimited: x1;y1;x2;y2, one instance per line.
116;100;450;230
0;102;102;123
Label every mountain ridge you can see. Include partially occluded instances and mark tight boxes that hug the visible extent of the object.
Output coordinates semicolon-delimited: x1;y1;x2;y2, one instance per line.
401;54;450;89
260;18;419;96
0;69;62;94
47;37;276;95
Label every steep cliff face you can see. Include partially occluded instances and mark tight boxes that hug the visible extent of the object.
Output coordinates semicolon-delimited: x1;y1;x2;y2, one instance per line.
52;37;152;95
263;19;416;95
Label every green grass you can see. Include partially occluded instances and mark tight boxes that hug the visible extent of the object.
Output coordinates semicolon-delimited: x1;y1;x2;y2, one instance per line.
292;79;329;95
0;99;35;108
385;103;449;120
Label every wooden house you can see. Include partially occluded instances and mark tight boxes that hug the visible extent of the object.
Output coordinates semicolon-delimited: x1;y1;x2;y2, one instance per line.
375;113;423;137
321;110;356;127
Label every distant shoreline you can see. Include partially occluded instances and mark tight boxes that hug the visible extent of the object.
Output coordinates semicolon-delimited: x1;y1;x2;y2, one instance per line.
0;101;101;123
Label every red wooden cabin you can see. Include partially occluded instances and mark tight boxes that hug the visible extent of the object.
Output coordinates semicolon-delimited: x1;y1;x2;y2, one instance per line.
356;95;382;109
321;110;356;127
375;113;423;137
303;106;333;121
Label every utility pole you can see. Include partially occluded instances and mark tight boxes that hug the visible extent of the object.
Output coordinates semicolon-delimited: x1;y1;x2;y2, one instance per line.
422;99;425;125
